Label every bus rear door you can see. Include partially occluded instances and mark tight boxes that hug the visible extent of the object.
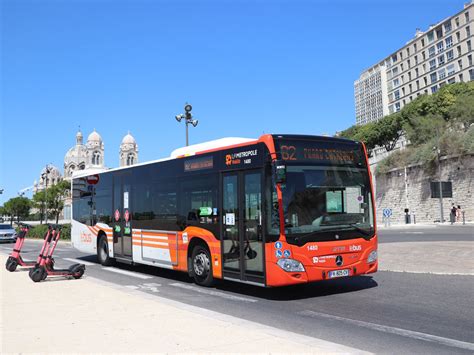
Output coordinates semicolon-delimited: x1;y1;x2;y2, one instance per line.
112;174;133;260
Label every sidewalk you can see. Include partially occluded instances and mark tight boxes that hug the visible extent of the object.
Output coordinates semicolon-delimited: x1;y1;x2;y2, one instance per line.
377;221;474;229
0;255;365;353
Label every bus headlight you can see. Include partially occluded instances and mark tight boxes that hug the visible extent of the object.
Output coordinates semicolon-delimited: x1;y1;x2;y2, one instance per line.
277;258;305;272
367;250;377;263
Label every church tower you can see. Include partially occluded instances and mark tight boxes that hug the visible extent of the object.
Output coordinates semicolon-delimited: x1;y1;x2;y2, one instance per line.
119;132;139;167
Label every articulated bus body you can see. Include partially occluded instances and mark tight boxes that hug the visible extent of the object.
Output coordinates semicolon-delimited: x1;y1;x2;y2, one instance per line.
71;134;377;287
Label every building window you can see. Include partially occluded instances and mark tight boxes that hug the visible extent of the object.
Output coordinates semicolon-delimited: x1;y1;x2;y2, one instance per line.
458;59;463;70
392;54;398;63
395;102;401;112
468;40;472;52
466;11;470;22
444;21;452;33
407;47;410;56
447;64;455;76
459;73;464;81
429;59;437;71
428;46;436;57
414;55;418;64
430;72;437;83
448;77;456;84
431;85;438;93
436;27;443;39
455;17;460;28
456;31;461;42
438;55;445;65
408;59;411;68
428;31;434;42
393;78;400;87
467;26;471;37
446;36;453;48
437;41;444;53
447;49;454;61
421;38;425;47
416;80;420;90
394;90;400;100
457;45;462;56
408;71;412;80
422;51;426;60
409;83;412;93
470;69;474;81
401;63;404;71
392;67;398;76
439;68;446;80
424;76;428;85
469;55;473;66
400;51;403;60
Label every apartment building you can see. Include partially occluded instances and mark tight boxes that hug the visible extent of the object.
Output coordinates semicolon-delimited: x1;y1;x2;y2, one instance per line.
355;1;474;125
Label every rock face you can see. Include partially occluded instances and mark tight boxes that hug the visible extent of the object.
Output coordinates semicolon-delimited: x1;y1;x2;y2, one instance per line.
375;154;473;224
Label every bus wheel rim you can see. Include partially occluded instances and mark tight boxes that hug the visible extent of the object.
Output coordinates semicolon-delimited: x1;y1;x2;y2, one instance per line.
194;253;209;276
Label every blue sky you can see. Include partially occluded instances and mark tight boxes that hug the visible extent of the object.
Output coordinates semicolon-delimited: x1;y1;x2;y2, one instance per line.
0;0;467;203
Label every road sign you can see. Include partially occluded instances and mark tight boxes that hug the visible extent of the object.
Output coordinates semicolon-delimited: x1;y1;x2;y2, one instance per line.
114;209;120;222
124;209;130;223
86;174;100;185
383;208;392;218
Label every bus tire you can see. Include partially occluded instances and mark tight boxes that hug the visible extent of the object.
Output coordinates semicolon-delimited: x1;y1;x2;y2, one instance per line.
191;244;214;287
97;235;114;266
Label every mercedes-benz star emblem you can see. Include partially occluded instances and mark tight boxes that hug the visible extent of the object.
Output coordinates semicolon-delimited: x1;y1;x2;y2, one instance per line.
336;255;343;266
335;234;340;240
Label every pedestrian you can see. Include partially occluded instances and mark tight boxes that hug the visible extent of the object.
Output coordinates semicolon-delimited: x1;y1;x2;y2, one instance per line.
450;204;457;225
456;205;462;222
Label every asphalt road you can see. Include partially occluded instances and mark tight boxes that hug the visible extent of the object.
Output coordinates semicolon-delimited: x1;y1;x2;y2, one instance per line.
2;226;473;354
378;225;473;243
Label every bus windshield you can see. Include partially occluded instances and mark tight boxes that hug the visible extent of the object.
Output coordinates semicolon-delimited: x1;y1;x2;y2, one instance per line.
280;164;374;243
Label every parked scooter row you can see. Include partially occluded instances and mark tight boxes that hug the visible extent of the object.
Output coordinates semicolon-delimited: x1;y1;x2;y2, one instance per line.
5;223;85;282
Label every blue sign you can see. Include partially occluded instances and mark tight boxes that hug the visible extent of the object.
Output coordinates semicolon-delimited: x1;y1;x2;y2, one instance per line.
383;208;392;218
283;250;291;258
275;250;283;258
275;241;282;249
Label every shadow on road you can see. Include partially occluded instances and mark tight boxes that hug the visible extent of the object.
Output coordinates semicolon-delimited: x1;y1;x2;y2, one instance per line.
76;254;378;301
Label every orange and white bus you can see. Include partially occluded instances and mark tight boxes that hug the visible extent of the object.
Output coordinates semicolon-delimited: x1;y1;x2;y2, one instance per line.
71;134;377;287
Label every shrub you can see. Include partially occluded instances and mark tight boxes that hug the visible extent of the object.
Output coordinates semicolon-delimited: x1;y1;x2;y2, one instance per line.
26;224;71;240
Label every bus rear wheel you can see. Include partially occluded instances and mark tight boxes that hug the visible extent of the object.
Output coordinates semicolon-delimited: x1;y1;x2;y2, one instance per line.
191;245;214;287
97;235;114;266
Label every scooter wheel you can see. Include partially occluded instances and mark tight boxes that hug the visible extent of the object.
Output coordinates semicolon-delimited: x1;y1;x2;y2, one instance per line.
5;257;18;272
30;268;44;283
73;267;85;279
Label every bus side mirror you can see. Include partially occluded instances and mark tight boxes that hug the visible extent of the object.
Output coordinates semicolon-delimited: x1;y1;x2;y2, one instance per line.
273;161;287;184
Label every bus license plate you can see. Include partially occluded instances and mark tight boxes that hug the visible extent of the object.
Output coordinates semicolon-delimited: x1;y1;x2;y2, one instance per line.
328;269;350;278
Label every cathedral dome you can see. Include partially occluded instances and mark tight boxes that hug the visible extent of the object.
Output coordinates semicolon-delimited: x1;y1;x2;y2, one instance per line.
121;132;136;145
87;129;102;143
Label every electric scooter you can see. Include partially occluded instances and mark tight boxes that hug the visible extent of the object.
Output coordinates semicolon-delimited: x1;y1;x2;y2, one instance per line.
5;223;54;272
29;225;85;282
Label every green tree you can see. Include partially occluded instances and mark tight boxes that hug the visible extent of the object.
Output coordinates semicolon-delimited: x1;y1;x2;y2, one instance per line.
3;197;31;224
32;190;47;224
47;180;71;224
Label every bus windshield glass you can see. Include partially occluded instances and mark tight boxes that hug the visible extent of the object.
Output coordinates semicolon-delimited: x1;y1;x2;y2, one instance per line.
281;165;374;241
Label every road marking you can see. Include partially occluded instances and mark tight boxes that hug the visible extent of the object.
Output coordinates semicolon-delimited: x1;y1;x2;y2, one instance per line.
103;267;153;279
170;282;257;303
298;310;474;352
401;232;424;234
379;269;474;276
62;258;96;266
126;283;161;293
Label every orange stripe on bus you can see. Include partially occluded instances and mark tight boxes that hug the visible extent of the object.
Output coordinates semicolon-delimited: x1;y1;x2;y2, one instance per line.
132;242;169;249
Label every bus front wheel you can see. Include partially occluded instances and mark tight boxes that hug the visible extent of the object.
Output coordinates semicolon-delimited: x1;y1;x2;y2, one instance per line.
97;235;114;266
191;245;214;287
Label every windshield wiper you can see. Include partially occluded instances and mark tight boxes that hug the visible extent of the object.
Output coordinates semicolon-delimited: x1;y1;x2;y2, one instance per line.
338;223;373;237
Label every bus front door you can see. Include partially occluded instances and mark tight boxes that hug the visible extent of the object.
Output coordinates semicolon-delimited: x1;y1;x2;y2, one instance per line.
222;171;264;285
112;175;133;259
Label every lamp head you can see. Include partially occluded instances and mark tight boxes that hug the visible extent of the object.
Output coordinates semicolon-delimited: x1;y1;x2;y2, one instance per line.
175;114;183;122
184;104;192;113
191;119;198;127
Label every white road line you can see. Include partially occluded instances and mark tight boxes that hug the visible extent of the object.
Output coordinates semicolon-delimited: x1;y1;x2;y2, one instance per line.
62;258;97;266
379;269;474;276
102;267;153;279
401;232;425;234
298;310;474;352
170;283;257;303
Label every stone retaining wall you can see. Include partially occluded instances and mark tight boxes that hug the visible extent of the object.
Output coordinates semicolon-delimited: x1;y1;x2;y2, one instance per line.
375;154;474;224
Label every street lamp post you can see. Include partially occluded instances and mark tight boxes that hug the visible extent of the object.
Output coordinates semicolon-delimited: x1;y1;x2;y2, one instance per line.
41;164;51;224
175;103;198;146
435;129;444;223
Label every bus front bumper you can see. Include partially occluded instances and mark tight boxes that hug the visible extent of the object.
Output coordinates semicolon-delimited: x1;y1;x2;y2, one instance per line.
265;260;378;287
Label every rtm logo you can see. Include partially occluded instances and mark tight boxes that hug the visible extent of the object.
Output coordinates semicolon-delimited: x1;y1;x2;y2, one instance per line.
349;245;362;252
225;155;232;166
